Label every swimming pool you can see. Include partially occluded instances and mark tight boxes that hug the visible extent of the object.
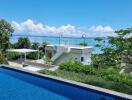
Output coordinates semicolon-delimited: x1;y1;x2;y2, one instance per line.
0;65;131;100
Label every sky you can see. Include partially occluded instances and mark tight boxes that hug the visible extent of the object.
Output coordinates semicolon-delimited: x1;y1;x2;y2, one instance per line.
0;0;132;37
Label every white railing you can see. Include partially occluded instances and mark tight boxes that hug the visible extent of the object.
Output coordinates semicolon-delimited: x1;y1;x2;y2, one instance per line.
51;47;69;62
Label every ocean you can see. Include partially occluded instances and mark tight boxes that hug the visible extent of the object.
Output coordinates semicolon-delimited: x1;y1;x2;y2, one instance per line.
10;35;107;54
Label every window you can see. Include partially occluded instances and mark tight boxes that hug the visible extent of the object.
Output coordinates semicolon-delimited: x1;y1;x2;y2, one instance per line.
81;57;84;62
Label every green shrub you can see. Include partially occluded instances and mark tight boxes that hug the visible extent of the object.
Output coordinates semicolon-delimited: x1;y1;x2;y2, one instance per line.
39;69;132;95
59;60;84;72
27;52;38;60
7;52;40;60
0;53;4;64
7;52;21;60
59;60;132;87
0;52;8;64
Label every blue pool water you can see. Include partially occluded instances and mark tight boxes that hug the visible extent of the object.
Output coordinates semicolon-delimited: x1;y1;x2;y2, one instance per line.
0;67;127;100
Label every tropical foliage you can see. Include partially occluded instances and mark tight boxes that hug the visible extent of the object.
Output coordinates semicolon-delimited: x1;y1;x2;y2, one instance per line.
0;52;8;64
92;28;132;72
27;42;40;59
9;39;48;60
52;60;132;94
0;19;14;64
59;60;132;87
39;41;48;54
31;42;40;49
0;19;14;54
14;37;31;49
78;42;88;46
40;67;132;95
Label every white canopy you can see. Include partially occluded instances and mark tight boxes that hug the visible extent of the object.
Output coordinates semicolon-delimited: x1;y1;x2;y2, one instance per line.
7;49;38;53
7;49;39;61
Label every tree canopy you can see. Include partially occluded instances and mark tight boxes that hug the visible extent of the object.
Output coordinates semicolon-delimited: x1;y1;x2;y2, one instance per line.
93;27;132;71
0;19;14;53
0;19;14;64
14;37;31;49
78;42;88;46
39;41;48;53
31;42;40;49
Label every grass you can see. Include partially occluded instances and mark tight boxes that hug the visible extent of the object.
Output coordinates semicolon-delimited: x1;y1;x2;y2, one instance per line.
39;69;132;95
59;60;132;87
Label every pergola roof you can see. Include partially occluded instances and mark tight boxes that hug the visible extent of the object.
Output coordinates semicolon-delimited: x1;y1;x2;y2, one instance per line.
7;49;38;53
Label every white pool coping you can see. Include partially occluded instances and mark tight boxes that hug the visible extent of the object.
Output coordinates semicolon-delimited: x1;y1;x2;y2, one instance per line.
23;66;42;71
0;64;132;99
22;65;59;71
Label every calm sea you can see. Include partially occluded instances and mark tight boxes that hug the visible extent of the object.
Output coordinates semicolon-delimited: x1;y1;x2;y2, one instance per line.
10;36;107;54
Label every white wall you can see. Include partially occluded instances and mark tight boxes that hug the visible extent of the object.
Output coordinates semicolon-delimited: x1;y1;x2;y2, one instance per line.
70;52;91;64
46;45;92;65
53;52;92;65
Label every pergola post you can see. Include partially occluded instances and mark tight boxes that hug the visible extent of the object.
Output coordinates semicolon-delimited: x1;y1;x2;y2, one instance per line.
38;51;39;60
25;52;26;61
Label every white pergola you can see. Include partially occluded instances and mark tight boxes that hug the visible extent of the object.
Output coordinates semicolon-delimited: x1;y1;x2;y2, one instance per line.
7;49;39;61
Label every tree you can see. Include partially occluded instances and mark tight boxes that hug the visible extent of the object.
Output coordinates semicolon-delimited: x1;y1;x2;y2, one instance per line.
39;41;48;54
94;37;103;48
27;42;40;59
31;42;40;49
78;42;88;46
0;52;8;64
93;28;132;71
108;28;132;64
92;37;106;68
0;19;14;54
15;37;31;49
0;19;14;64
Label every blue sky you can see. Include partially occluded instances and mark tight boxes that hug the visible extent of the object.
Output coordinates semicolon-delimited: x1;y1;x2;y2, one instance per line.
0;0;132;37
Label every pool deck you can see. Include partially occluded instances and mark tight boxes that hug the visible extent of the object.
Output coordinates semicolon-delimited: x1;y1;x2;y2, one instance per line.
8;61;23;67
0;64;132;100
8;60;58;71
8;59;36;68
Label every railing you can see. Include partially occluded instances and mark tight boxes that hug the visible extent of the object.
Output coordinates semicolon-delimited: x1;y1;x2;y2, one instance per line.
51;47;69;62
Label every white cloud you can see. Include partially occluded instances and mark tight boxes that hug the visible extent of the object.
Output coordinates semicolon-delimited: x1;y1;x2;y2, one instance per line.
11;19;77;36
89;25;114;33
57;24;76;34
88;25;115;37
11;19;115;37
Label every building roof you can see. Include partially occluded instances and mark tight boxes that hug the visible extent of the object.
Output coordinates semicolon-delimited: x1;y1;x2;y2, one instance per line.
46;44;93;50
